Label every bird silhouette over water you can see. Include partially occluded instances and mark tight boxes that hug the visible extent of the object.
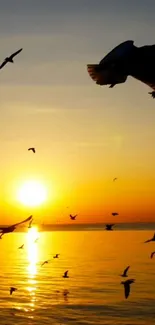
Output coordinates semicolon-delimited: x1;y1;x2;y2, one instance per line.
28;147;35;153
144;233;155;243
0;48;22;69
121;279;135;299
41;260;50;266
10;287;17;295
120;266;130;277
53;254;59;258
0;215;32;236
18;244;24;249
63;270;69;278
105;224;114;231
150;251;155;259
111;212;119;216
70;214;77;220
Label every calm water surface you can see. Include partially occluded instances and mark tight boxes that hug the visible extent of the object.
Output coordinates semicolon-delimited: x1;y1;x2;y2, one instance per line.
0;228;155;324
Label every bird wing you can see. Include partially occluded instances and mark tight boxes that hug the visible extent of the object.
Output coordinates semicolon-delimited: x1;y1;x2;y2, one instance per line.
151;252;155;259
124;266;130;276
144;239;151;243
12;215;33;228
124;283;130;299
0;60;7;69
64;270;68;276
10;48;23;59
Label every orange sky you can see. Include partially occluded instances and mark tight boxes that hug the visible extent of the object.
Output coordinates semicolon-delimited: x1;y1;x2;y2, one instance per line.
0;1;155;224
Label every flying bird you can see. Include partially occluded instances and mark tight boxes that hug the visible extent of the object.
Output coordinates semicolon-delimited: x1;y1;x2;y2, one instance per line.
113;178;117;182
70;214;77;220
53;254;59;258
0;215;32;236
121;279;135;299
10;287;17;295
63;270;69;278
105;224;114;231
87;40;155;98
0;48;22;70
150;251;155;259
144;233;155;243
41;260;50;267
111;212;119;216
18;244;24;249
120;266;130;277
28;147;35;153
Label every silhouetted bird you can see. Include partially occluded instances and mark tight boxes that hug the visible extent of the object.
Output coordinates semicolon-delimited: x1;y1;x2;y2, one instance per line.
70;214;77;220
105;224;114;231
34;237;39;243
87;40;155;97
10;287;17;295
150;251;155;259
144;233;155;243
41;260;50;266
120;266;130;277
111;212;119;216
121;279;135;299
18;244;24;249
63;270;69;278
0;48;22;69
53;254;59;258
0;215;32;236
113;178;117;182
28;147;35;153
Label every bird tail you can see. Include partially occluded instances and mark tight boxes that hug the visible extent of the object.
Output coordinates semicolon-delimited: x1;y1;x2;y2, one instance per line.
87;64;105;85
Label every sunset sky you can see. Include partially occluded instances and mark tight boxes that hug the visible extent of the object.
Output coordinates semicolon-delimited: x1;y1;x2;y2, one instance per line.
0;0;155;224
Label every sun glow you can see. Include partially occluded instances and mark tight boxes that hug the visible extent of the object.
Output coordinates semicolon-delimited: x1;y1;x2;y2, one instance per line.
18;180;47;207
27;227;39;276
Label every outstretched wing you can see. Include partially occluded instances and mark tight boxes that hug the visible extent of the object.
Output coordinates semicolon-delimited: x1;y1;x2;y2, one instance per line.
124;266;130;276
10;48;23;59
12;215;33;228
124;283;130;299
64;270;68;276
0;60;7;69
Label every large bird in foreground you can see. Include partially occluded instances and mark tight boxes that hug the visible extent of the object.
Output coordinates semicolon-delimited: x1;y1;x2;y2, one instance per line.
0;215;32;235
87;40;155;98
121;279;135;299
0;48;22;69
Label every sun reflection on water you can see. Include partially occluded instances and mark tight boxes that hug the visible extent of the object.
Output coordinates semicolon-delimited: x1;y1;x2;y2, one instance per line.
26;227;39;311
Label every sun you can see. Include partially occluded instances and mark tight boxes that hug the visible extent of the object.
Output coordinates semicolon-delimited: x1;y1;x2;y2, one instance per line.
18;180;47;207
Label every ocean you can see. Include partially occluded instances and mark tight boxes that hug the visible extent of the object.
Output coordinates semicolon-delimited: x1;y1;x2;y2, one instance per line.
0;224;155;324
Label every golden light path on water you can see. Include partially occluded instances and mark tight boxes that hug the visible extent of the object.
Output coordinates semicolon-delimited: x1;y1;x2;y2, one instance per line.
26;227;40;312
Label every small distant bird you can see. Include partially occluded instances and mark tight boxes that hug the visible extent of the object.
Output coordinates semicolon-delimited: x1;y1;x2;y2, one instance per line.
70;214;77;220
53;254;59;258
28;147;35;153
105;224;114;231
150;251;155;259
10;287;17;295
34;237;39;243
41;260;50;266
18;244;24;249
144;233;155;243
63;270;69;278
0;48;22;70
111;212;119;216
120;266;130;277
113;178;117;182
121;279;135;299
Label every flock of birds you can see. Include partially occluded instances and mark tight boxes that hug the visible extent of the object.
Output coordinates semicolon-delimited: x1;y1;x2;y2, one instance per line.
0;47;155;303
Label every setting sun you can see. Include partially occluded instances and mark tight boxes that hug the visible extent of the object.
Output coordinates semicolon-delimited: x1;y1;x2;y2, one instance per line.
18;180;47;207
